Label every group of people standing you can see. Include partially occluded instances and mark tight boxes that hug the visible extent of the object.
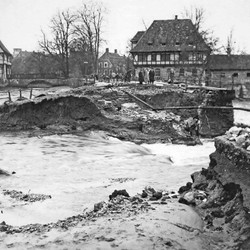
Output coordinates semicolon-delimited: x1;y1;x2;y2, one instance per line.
138;68;155;85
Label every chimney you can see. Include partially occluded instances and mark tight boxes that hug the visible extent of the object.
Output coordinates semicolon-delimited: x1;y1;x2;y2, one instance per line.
175;15;178;20
106;48;109;53
114;49;117;54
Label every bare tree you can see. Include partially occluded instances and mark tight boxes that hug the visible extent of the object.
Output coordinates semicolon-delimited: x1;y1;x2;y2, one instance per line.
182;6;219;53
39;9;77;78
31;51;60;76
224;29;236;55
74;1;106;75
182;6;220;85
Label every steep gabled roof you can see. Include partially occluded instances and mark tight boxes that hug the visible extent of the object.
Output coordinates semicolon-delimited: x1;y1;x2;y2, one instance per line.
131;31;145;43
209;55;250;70
99;51;126;66
0;40;12;56
130;19;209;53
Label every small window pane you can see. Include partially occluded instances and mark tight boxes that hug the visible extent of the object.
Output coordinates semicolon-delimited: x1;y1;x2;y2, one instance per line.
179;68;184;76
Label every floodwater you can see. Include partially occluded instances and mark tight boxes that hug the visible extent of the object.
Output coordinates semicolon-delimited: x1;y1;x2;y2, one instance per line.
0;131;215;227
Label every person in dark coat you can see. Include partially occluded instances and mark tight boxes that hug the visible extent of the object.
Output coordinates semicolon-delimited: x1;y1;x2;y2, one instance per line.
149;68;155;84
138;70;144;84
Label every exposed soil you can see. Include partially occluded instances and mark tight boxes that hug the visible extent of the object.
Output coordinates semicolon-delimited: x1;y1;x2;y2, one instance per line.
0;85;200;145
0;84;245;249
178;126;250;249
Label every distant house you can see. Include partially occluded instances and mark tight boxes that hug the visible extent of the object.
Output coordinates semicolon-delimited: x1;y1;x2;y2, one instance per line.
98;48;127;78
207;54;250;85
207;54;250;97
130;16;211;82
0;40;12;81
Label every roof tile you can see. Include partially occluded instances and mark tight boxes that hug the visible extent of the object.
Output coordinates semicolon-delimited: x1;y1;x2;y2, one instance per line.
130;19;209;53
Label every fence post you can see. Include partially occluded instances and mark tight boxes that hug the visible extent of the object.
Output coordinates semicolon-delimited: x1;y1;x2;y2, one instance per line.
29;88;33;99
19;89;22;99
8;91;11;102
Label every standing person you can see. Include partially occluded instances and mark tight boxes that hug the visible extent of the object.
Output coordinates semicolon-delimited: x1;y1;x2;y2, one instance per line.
115;73;119;85
138;70;144;85
169;68;175;83
111;72;116;85
125;70;131;82
144;68;149;84
149;68;155;84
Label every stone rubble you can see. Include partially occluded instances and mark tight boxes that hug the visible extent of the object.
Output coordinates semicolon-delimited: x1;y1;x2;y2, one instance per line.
225;126;250;150
0;187;178;235
3;189;52;203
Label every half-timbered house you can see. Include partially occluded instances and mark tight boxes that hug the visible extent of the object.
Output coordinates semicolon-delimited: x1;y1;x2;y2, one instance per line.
130;16;211;83
0;40;12;81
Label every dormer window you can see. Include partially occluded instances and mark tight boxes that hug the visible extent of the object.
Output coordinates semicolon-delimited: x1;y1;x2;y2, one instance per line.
160;37;167;45
175;38;180;45
147;39;153;45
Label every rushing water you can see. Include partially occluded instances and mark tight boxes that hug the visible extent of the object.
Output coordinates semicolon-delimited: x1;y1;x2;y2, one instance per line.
0;131;215;226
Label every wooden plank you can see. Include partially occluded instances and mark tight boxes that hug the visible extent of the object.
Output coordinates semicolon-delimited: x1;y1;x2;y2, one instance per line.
157;106;250;112
122;90;157;111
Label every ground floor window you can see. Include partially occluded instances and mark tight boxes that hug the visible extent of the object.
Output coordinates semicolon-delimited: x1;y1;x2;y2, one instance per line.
192;68;197;76
232;72;238;77
179;68;184;76
247;72;250;77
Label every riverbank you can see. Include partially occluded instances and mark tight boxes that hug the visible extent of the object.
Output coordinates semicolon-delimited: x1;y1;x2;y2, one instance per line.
178;126;250;249
0;187;232;250
0;84;248;249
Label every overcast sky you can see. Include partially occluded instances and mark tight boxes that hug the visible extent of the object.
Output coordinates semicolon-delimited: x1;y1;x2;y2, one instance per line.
0;0;250;55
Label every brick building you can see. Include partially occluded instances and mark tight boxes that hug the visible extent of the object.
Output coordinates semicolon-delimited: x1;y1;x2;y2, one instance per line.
98;48;129;78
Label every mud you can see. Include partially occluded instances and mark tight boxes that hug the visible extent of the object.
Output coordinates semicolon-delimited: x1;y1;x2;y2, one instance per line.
0;188;234;249
0;85;235;145
0;86;195;144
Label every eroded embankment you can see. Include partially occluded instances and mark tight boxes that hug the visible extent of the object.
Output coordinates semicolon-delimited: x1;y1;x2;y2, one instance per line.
178;126;250;249
0;86;235;143
0;94;104;131
0;87;195;144
210;127;250;207
83;86;235;141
